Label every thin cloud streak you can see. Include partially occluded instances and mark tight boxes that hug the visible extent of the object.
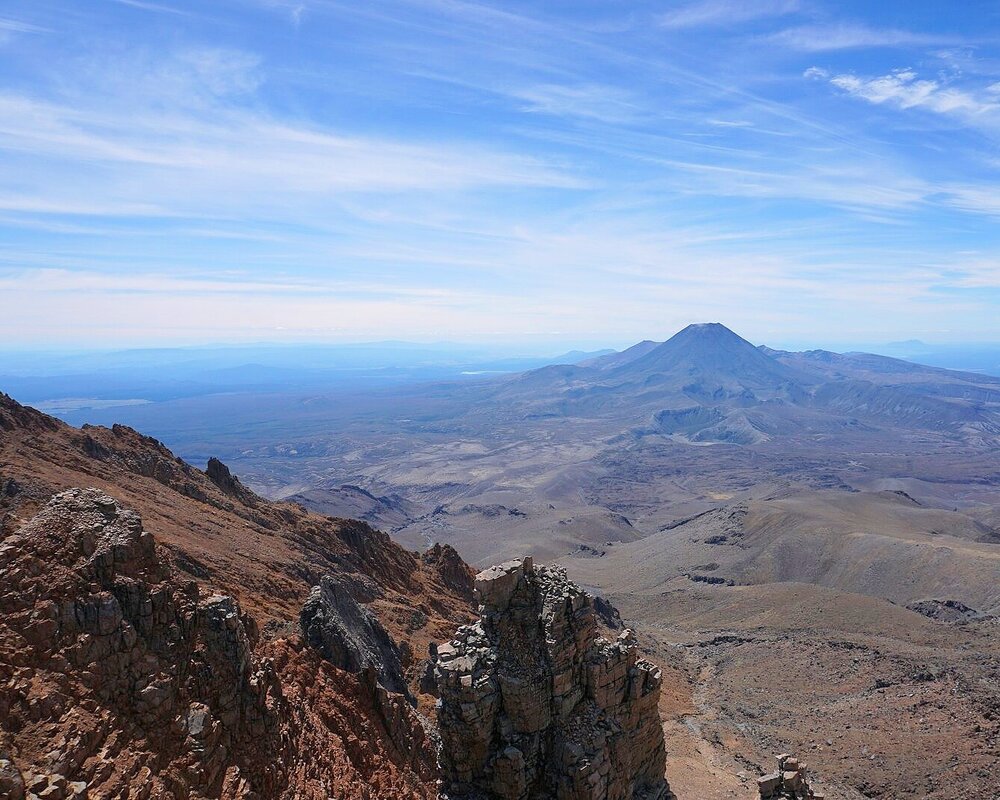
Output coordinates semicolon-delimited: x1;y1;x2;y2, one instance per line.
806;67;1000;129
111;0;191;16
658;0;800;30
771;23;959;52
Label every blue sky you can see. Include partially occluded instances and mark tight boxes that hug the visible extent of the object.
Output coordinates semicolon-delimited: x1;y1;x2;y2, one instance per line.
2;0;1000;349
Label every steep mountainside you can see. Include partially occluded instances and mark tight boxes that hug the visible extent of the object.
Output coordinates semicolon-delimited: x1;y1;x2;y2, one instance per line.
478;323;1000;440
580;340;662;370
0;393;476;799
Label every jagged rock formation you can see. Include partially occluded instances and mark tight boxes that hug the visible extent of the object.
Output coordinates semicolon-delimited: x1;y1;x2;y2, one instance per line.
757;754;823;799
0;485;468;799
0;488;285;798
298;574;441;784
422;542;476;599
205;456;259;506
300;573;408;695
435;557;671;800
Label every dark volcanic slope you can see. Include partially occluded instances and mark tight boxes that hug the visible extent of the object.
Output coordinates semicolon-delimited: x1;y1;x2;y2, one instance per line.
579;339;662;369
614;323;806;393
485;322;1000;438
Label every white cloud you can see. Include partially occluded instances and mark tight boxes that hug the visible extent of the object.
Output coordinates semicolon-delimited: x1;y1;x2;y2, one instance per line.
809;67;999;118
111;0;189;15
2;0;1000;346
940;185;1000;218
0;44;584;226
659;157;930;212
659;0;799;30
0;268;470;300
771;23;953;52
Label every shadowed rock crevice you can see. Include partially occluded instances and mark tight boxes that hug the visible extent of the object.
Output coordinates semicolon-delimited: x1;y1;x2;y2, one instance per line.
300;573;408;696
435;557;672;800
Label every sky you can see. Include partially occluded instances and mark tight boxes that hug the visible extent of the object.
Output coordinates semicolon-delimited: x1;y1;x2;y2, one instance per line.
2;0;1000;350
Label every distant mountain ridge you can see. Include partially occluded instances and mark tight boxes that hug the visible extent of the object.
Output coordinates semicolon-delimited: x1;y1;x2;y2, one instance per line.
480;322;1000;445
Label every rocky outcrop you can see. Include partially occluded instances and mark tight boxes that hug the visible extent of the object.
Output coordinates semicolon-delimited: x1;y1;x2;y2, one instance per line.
300;573;408;695
421;543;476;598
0;488;286;798
757;754;824;799
0;392;478;799
435;557;671;800
299;574;444;784
906;598;983;622
0;486;470;799
205;457;259;507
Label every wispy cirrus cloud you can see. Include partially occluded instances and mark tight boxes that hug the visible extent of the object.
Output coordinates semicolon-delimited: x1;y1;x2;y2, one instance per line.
110;0;190;15
512;83;642;123
0;267;473;300
0;16;51;35
772;23;956;52
2;0;1000;345
658;0;800;30
940;184;1000;218
0;17;52;44
0;43;584;226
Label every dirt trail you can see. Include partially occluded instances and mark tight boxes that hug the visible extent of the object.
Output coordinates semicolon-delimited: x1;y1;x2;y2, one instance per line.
654;647;758;799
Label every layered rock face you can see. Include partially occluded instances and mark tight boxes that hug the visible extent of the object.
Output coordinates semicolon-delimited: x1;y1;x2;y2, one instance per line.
435;558;671;800
0;393;478;799
0;488;285;798
0;486;464;799
299;573;440;782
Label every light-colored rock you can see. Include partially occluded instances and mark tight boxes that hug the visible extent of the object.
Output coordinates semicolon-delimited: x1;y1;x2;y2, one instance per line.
759;754;823;798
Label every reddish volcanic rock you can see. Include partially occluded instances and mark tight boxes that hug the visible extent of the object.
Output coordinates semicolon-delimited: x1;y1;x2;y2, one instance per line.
0;392;476;798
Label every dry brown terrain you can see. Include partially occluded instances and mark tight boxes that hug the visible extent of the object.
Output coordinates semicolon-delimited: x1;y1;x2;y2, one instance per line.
0;393;475;799
60;326;1000;571
570;543;1000;798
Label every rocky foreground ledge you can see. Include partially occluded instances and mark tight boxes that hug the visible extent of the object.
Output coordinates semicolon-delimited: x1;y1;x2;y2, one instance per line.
434;557;672;800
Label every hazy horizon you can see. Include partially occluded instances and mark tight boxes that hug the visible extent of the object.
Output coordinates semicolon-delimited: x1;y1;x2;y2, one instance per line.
4;324;1000;361
6;324;1000;421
